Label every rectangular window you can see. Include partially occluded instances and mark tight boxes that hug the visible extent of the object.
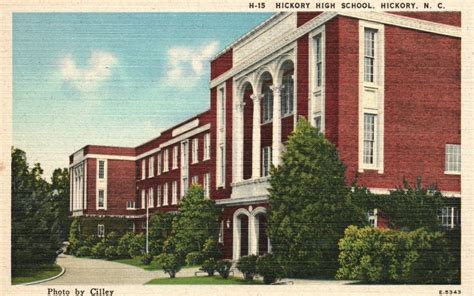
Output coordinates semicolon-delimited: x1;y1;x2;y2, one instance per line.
141;189;146;209
445;144;461;173
262;146;272;177
314;114;321;132
192;175;199;185
148;187;154;208
438;207;460;228
204;173;210;198
219;87;226;131
97;224;105;238
281;75;294;116
172;146;178;169
263;84;273;122
367;208;378;228
218;220;224;244
182;177;188;197
163;149;169;172
157;153;162;175
363;114;377;165
364;28;377;83
157;185;161;207
192;138;199;164
315;34;322;87
172;181;178;205
218;144;225;186
141;159;146;179
98;160;105;179
149;156;154;178
126;201;135;209
98;189;105;209
163;183;169;206
203;133;211;160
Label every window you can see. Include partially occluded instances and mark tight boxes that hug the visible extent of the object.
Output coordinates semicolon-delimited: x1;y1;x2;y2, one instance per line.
163;149;169;172
218;144;225;186
192;138;199;164
203;173;210;198
148;187;154;208
203;133;211;160
262;146;272;177
126;201;135;209
149;156;154;178
218;87;226;132
97;224;105;238
364;28;377;83
445;144;461;174
315;34;322;87
281;73;294;116
192;175;199;185
163;183;169;206
98;160;105;179
314;114;321;132
98;189;105;209
141;159;146;179
438;207;460;228
172;181;178;205
141;189;145;209
182;177;188;197
172;146;178;169
157;153;162;175
218;220;224;244
363;114;377;165
262;81;273;122
156;185;161;207
367;208;378;228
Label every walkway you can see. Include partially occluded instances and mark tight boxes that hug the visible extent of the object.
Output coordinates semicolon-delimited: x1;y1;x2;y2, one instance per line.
38;254;199;285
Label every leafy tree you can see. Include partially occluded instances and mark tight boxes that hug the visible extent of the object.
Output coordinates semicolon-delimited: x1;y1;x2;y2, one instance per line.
148;211;175;255
51;168;71;242
266;118;366;277
172;185;220;258
11;147;64;274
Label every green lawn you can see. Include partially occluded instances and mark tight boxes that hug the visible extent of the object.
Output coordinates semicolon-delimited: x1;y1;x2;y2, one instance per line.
111;257;161;271
12;264;62;285
146;276;264;285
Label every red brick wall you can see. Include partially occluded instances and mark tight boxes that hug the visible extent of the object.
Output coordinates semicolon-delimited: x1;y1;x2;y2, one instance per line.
297;34;309;118
297;12;323;27
325;17;341;145
281;115;294;143
389;12;461;27
211;49;233;80
84;146;135;157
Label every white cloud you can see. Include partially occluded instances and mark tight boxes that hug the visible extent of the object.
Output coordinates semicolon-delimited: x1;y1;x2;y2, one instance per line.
60;51;118;92
164;41;220;88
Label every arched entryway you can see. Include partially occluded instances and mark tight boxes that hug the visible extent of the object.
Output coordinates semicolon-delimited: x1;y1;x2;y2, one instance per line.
232;207;270;260
232;208;251;260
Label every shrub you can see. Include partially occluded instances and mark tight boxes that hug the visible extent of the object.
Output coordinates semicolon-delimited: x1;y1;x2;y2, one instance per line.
336;226;459;284
156;253;183;278
236;255;258;280
185;251;204;266
256;253;285;284
200;258;217;276
76;246;91;257
128;233;145;258
105;246;118;260
91;240;108;258
216;259;233;279
83;235;100;248
106;231;120;247
117;232;134;258
202;237;222;260
141;253;153;265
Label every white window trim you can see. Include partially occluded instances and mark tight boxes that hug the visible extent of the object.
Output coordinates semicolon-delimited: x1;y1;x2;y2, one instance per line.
157;185;161;208
368;208;378;228
96;159;107;210
362;112;378;169
141;159;146;179
126;201;136;209
172;181;178;205
141;189;146;209
148;156;154;178
163;149;169;172
262;146;272;177
445;144;461;175
192;138;199;164
309;25;326;133
172;146;178;170
192;175;199;185
204;173;210;198
97;224;105;238
148;187;154;208
216;83;226;188
163;183;169;206
358;20;384;174
203;133;211;161
157;153;162;175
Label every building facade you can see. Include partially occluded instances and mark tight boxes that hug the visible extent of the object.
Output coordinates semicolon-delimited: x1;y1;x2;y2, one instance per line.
69;11;461;260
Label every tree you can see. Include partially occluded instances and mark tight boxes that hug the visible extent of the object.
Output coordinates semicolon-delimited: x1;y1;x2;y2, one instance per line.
171;184;220;258
266;118;366;277
148;211;175;255
11;147;63;274
51;168;71;242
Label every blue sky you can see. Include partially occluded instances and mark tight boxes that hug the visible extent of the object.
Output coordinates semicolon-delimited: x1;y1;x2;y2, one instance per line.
13;13;272;178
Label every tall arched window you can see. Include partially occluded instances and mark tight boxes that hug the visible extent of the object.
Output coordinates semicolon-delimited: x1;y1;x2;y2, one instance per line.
261;73;273;122
281;72;294;116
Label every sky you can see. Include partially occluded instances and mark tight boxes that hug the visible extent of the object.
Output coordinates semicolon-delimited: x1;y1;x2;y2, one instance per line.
13;12;272;179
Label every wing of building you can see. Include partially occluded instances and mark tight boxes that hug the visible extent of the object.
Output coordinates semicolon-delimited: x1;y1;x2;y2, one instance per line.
69;11;461;260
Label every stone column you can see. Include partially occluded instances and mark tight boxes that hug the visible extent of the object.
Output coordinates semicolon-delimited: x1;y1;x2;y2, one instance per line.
249;214;258;255
271;85;282;166
251;94;263;179
234;101;245;183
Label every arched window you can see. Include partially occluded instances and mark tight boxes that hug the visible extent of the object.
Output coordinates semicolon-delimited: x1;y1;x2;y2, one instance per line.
281;73;294;116
261;73;273;122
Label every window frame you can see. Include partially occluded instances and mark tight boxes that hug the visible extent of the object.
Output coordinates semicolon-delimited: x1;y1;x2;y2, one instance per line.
203;133;211;160
97;189;105;209
262;146;272;177
172;146;178;170
363;113;378;167
172;181;178;205
156;185;161;207
141;159;146;179
203;173;210;198
148;187;154;208
148;156;154;178
192;138;199;164
163;149;169;172
445;144;461;175
97;224;105;238
163;183;169;206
